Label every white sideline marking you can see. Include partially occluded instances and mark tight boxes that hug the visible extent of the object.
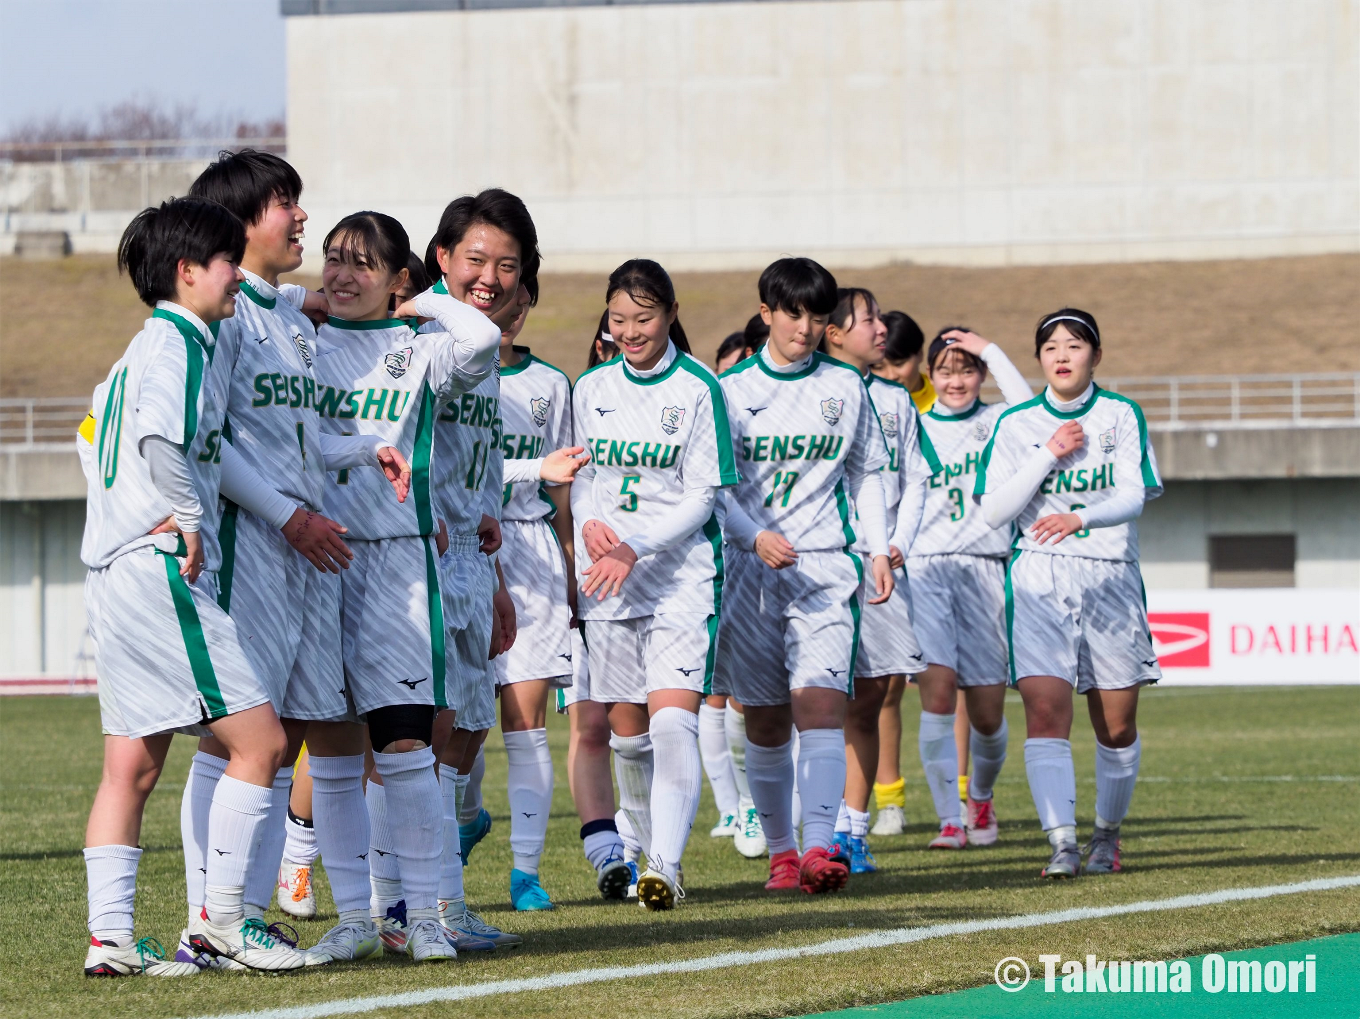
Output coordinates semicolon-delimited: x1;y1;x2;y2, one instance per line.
191;874;1360;1019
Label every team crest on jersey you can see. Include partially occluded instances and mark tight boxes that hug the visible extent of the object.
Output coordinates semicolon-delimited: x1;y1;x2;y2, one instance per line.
1099;427;1116;454
820;398;845;426
384;346;413;379
529;396;550;428
973;420;991;442
292;331;313;369
659;405;686;435
879;411;899;436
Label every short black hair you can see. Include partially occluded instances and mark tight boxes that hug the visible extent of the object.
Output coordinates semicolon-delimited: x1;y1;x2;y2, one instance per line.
927;326;986;375
405;252;432;295
716;331;750;367
426;188;540;288
605;259;691;354
882;310;925;362
1035;308;1101;356
117;197;245;306
743;312;769;348
188;149;302;227
323;211;409;275
758;257;837;317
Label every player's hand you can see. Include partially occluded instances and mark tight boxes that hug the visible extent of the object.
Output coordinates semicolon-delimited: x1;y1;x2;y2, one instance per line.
1046;421;1085;460
581;542;637;600
888;544;905;570
435;518;449;557
868;554;895;605
1031;512;1085;545
180;529;204;582
539;446;589;484
582;519;619;563
377;446;411;502
754;530;797;570
300;288;329;327
282;508;353;573
492;586;517;656
478;514;502;555
939;328;992;357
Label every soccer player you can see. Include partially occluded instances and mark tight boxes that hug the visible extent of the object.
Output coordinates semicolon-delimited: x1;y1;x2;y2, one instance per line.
874;311;934;413
572;259;739;910
715;258;894;895
820;288;938;873
714;331;755;375
78;197;303;975
908;328;1033;850
975;308;1161;878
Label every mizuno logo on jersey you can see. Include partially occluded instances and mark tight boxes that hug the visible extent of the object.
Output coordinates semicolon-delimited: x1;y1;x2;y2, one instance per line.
501;433;544;459
595;407;615;416
675;666;700;676
316;386;411;422
659;405;686;435
396;677;428;690
820;398;845;425
530;396;550;427
385;347;413;379
1039;464;1115;495
586;437;681;469
929;452;982;487
746;406;767;416
740;434;843;463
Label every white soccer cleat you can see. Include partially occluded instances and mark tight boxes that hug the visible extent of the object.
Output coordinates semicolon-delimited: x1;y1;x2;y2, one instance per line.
190;914;306;971
374;901;409;955
84;936;201;978
709;812;739;838
303;919;382;966
870;804;906;836
174;928;245;971
277;862;317;919
732;798;768;859
407;918;457;962
635;868;682;911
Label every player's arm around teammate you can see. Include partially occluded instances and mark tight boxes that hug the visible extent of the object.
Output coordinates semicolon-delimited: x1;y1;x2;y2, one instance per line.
975;309;1162;879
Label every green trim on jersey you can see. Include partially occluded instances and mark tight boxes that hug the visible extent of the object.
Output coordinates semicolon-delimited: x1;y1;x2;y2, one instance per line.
217;501;240;612
499;346;568;380
621;352;684;387
972;393;1046;498
926;398;986;423
423;537;448;709
98;367;128;490
719;351;763;379
238;280;277;310
701;512;725;697
675;355;741;485
916;410;943;474
411;383;437;536
1039;385;1100;420
153;308;212;451
573;355;620;386
161;551;227;719
1003;551;1020;686
833;478;857;548
1095;389;1159;488
844;549;865;693
325;316;418;332
701;613;719;698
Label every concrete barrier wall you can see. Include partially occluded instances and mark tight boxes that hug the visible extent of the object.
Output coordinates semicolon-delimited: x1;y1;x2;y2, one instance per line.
286;0;1360;271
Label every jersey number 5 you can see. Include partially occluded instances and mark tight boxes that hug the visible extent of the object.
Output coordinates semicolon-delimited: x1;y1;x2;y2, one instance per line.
619;473;641;512
764;470;800;508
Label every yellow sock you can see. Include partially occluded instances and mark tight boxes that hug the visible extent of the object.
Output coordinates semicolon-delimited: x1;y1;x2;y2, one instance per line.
873;778;906;809
959;774;970;803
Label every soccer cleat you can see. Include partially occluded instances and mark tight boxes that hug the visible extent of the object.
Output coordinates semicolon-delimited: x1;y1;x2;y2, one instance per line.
85;936;201;978
434;904;499;953
625;860;641;899
597;856;633;900
709;812;740;838
966;797;999;847
510;869;555;911
1083;825;1123;874
265;921;299;948
175;929;246;971
459;808;493;865
798;846;850;894
870;803;906;836
847;835;877;874
303;919;382;966
277;862;317;919
444;904;523;950
635;868;680;911
1041;842;1082;879
189;914;306;971
732;799;767;859
829;831;852;867
928;823;968;850
374;900;409;955
407;918;457;962
765;848;801;890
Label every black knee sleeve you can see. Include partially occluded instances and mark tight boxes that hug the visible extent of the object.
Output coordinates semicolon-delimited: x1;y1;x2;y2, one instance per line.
366;704;435;753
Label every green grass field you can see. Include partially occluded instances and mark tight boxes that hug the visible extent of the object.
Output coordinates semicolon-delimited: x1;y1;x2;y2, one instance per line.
2;686;1357;1019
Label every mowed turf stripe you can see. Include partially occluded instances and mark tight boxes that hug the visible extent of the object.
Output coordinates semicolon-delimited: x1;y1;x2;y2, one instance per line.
189;874;1360;1019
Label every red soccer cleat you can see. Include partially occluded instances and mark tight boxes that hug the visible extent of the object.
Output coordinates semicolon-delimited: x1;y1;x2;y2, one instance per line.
765;849;801;891
798;846;849;894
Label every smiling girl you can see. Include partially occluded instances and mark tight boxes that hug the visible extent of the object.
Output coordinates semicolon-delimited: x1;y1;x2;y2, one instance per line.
974;308;1162;879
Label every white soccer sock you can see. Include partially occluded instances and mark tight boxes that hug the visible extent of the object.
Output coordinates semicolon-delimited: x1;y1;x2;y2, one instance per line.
616;808;642;864
723;705;751;799
647;707;701;882
437;766;465;906
581;818;626;871
458;746;486;825
1094;736;1141;829
180;751;226;923
847;806;870;838
796;728;847;852
745;739;796;854
698;703;740;818
968;718;1009;802
504;728;553;875
374;747;442;912
85;844;140;941
789;727;802;836
308;754;371;915
609;731;654;858
919;711;962;827
365;781;403;913
282;809;318;868
1024;737;1077;837
834;799;851;834
243;765;293;917
204;775;272;926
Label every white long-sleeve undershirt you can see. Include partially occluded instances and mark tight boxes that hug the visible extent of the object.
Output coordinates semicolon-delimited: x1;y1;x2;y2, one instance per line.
317;431;387;472
619;487;718;559
219;440;297;529
411;289;505;379
141;435;203;533
890;476;926;556
502;458;545;485
848;468;890;559
979;445;1058;530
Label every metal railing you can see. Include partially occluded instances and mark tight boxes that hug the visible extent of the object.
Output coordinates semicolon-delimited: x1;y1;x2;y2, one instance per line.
0;397;90;446
0;137;286;162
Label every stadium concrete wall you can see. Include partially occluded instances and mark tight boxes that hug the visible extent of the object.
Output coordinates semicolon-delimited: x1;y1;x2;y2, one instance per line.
285;0;1360;272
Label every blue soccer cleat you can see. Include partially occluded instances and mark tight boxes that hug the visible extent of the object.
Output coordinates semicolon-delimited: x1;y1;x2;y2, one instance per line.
847;835;877;874
510;868;555;911
458;808;492;865
829;831;852;867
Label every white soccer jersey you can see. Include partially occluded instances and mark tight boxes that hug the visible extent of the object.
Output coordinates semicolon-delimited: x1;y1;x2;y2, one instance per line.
720;351;889;552
81;303;231;571
974;386;1163;561
571;343;739;620
433;368;501;538
914;399;1016;557
499;347;572;523
863;372;940;551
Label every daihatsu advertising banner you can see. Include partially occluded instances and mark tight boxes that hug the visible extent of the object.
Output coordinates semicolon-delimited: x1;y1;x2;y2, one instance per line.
1147;589;1360;685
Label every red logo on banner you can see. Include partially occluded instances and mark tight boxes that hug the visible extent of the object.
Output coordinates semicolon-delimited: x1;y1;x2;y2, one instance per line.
1149;612;1211;667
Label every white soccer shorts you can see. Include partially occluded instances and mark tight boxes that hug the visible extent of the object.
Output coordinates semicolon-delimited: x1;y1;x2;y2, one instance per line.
1006;551;1162;691
86;547;270;738
495;519;572;687
218;508;348;721
582;613;717;704
855;557;926;679
714;548;862;707
907;553;1009;687
340;535;448;715
439;536;498;733
556;627;590;713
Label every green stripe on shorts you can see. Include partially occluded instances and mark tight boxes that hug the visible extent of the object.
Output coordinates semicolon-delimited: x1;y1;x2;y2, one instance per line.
217;501;240;612
424;537;447;709
161;551;227;719
844;551;864;695
1003;550;1020;686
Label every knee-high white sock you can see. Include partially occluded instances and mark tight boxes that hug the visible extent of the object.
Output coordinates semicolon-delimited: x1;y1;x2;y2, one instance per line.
616;808;642;864
437;766;465;906
1024;737;1077;843
647;707;701;882
1094;736;1141;829
282;810;318;868
796;728;847;852
244;766;293;918
309;754;371;915
504;729;553;875
723;705;751;799
85;844;141;942
789;727;802;834
919;711;962;827
745;739;796;854
373;747;441;915
609;732;654;858
968;719;1009;802
698;703;739;818
365;781;403;913
181;751;226;923
204;775;272;926
458;746;486;825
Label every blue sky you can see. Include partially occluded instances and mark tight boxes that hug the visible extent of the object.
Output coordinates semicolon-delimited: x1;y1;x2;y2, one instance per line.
0;0;287;132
